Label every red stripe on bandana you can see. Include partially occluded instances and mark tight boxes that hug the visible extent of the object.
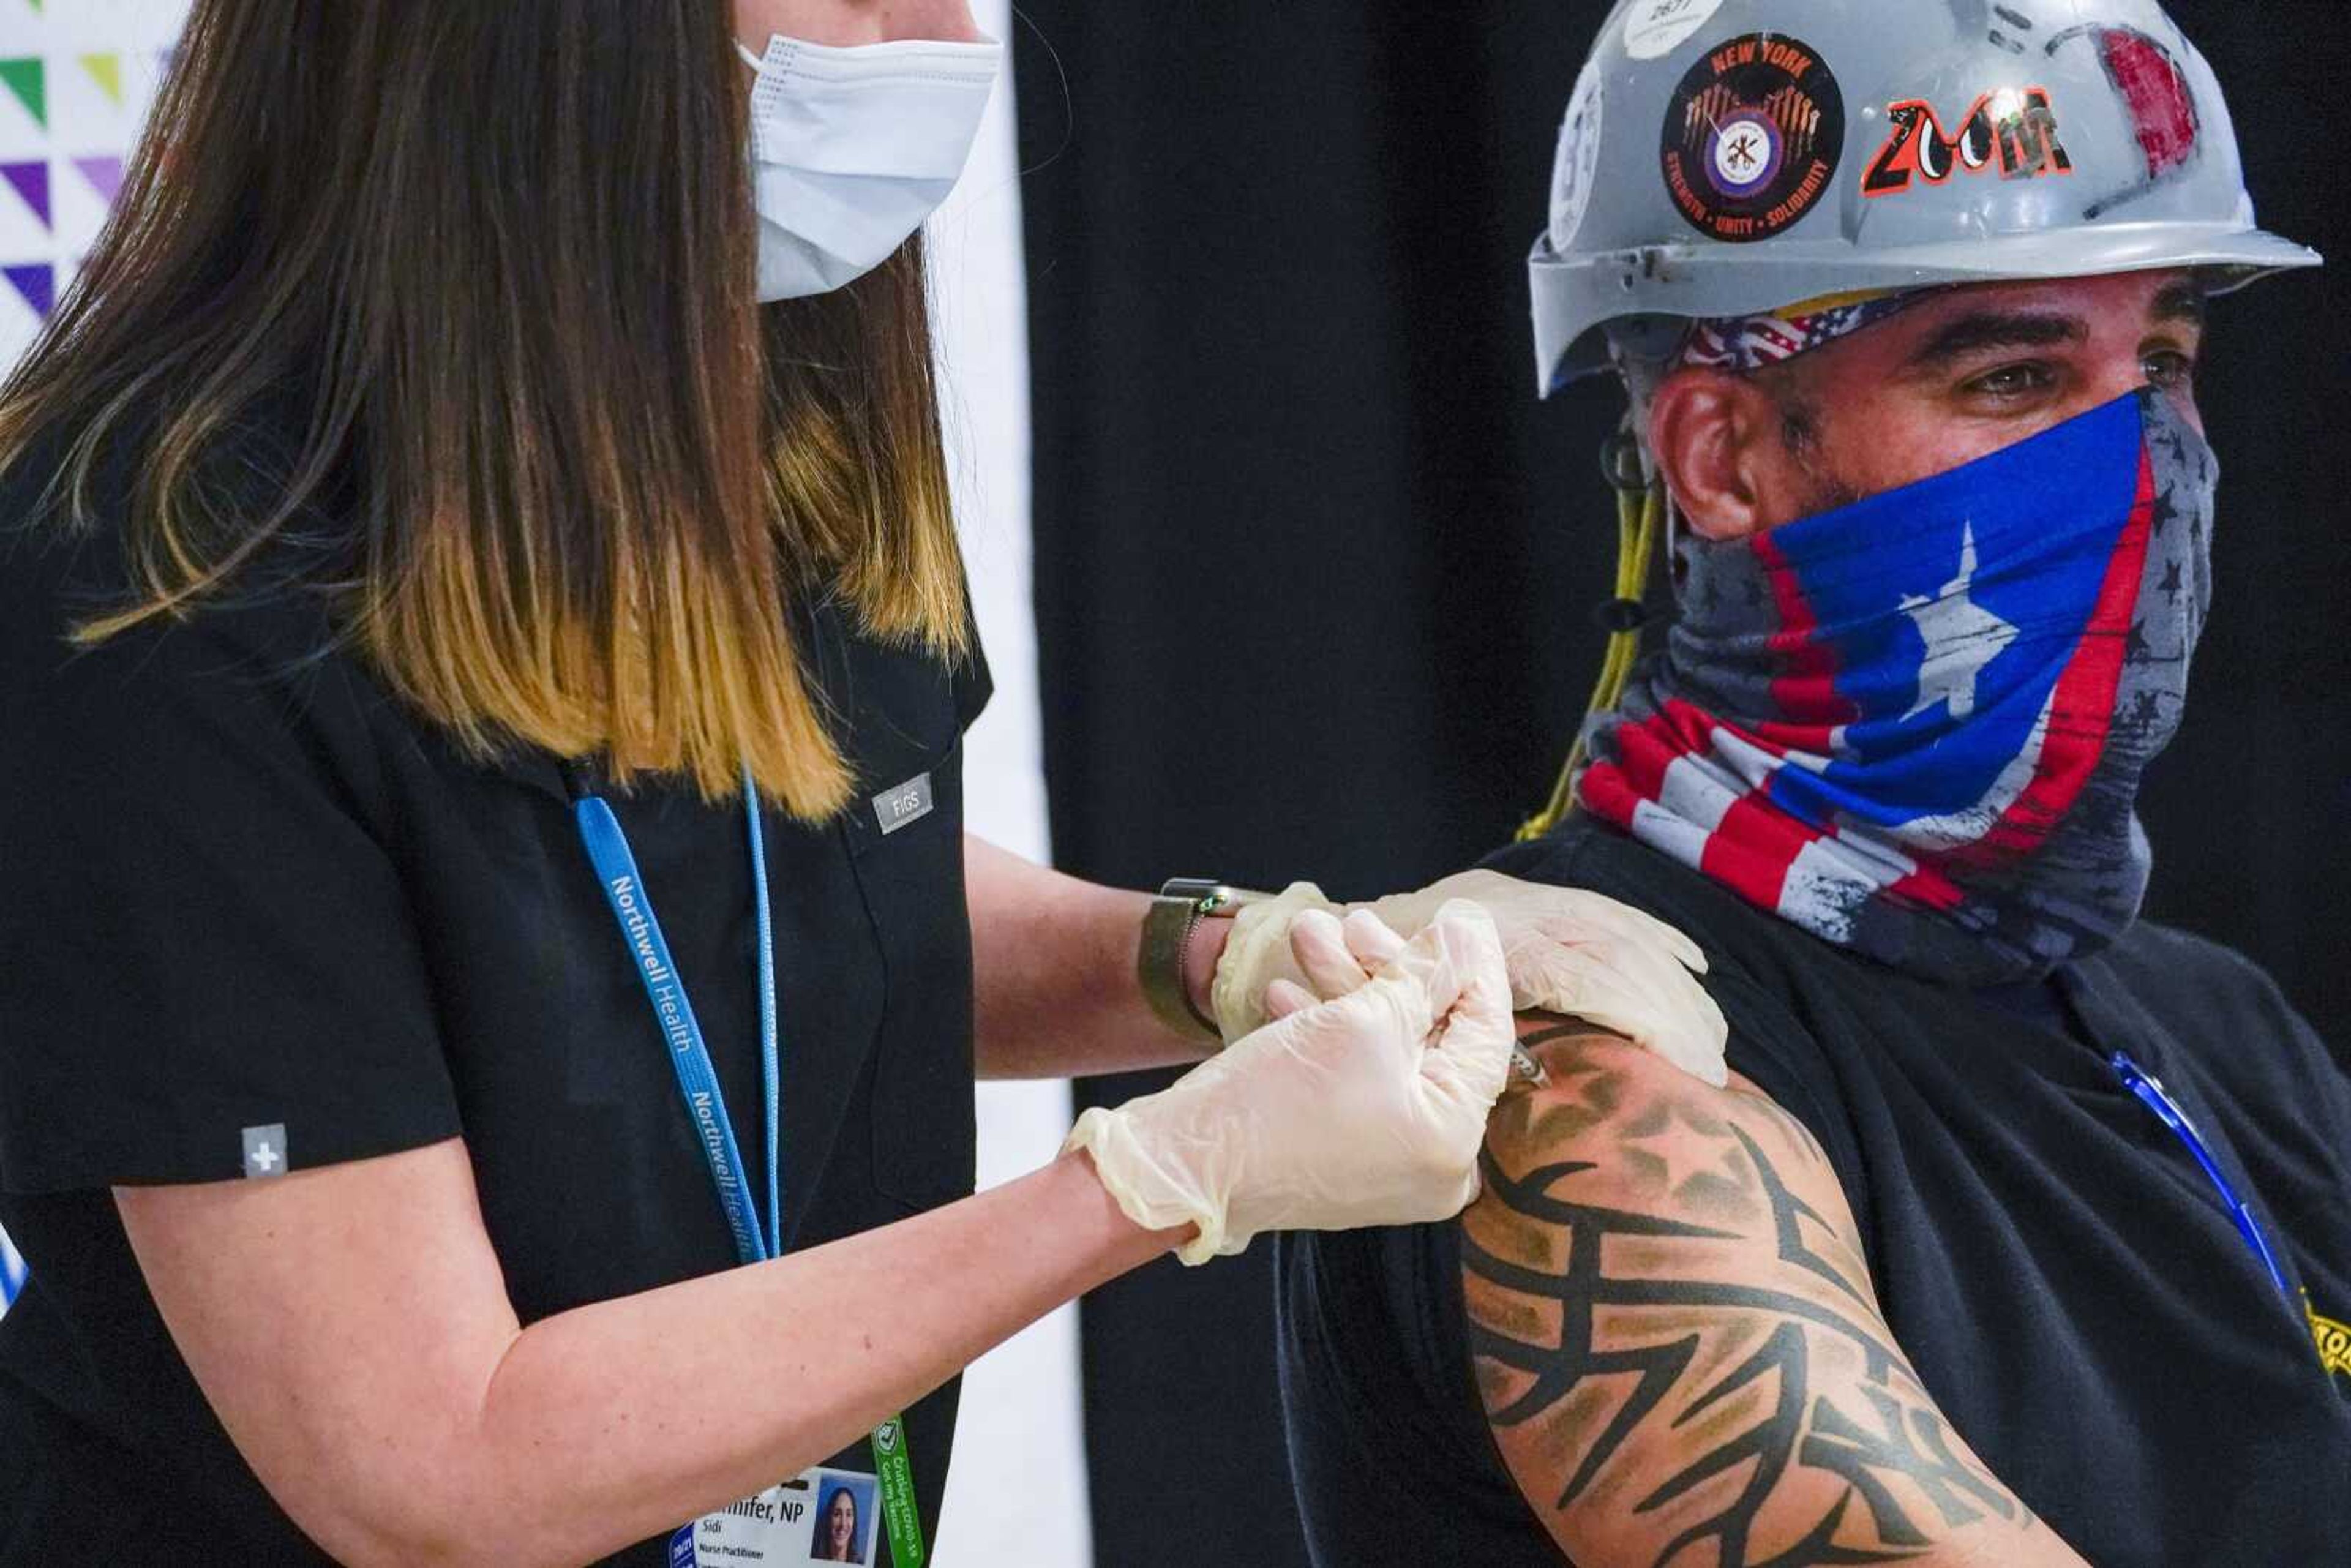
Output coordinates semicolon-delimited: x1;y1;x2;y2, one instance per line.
1749;718;1840;754
1703;793;1825;909
1581;699;1720;820
1580;703;1706;827
1754;530;1863;729
1578;761;1644;835
1607;713;1685;803
1583;699;1831;908
1941;443;2156;870
1889;861;1969;912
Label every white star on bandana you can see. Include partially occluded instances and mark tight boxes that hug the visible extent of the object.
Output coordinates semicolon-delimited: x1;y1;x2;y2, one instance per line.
1901;523;2019;722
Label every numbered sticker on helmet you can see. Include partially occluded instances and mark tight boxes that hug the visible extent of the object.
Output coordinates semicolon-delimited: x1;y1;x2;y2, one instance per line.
1623;0;1728;63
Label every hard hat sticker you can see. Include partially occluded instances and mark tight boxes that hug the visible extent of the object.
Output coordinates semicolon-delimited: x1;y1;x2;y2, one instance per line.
1660;34;1845;245
1550;58;1606;252
2052;23;2203;184
1623;0;1727;63
1862;88;2074;198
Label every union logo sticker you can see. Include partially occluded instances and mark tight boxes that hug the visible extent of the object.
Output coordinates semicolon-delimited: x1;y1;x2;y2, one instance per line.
1659;33;1845;244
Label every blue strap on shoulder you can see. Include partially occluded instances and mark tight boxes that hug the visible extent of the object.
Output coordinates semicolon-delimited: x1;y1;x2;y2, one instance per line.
573;782;781;1267
2111;1051;2291;1301
744;771;782;1261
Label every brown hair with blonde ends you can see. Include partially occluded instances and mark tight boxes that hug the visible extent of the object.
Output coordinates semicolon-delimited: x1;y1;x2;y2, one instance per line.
0;1;969;819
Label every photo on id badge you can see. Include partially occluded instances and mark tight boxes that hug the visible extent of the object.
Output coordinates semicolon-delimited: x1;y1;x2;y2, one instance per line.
675;1468;879;1564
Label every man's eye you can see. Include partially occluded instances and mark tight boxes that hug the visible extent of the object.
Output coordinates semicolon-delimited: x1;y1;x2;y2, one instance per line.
2144;349;2199;388
1963;362;2056;399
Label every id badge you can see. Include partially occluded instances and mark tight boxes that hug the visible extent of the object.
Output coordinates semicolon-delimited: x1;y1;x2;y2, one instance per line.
670;1467;881;1566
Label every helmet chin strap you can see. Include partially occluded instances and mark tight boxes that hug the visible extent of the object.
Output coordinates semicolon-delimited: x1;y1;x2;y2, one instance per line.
1518;411;1666;843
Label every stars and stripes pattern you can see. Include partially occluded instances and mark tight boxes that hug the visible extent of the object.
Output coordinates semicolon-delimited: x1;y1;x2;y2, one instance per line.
1676;287;1937;375
1578;390;2214;985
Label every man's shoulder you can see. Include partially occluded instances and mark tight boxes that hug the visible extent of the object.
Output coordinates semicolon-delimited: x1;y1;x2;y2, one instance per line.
2097;917;2343;1097
1481;817;1889;1141
2103;917;2293;1007
1482;816;1761;949
1479;816;1868;1003
1458;1025;2071;1564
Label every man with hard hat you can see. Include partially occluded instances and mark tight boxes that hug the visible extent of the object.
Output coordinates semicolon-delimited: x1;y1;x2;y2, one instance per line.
1255;2;2351;1562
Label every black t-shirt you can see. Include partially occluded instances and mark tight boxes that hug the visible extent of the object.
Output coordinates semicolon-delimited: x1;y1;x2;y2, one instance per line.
1278;817;2351;1566
0;427;991;1564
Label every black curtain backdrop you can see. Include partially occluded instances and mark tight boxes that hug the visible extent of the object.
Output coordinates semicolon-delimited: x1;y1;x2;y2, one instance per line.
1013;4;2350;1562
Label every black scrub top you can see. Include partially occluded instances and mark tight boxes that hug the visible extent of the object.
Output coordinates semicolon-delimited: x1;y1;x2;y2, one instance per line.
0;420;991;1564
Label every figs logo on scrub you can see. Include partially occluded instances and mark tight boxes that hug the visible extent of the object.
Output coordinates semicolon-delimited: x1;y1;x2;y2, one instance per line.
1660;33;1845;244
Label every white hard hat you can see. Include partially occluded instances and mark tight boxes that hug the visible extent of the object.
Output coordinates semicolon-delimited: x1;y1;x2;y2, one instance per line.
1532;0;2322;394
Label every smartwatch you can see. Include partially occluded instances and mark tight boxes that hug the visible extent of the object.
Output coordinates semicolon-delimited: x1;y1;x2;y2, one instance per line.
1138;878;1269;1045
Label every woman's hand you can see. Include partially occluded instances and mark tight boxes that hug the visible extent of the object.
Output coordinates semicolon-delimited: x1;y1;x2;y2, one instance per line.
1210;869;1729;1087
1066;902;1514;1263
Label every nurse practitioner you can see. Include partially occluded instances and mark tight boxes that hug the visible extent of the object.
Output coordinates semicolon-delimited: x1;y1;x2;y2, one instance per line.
0;3;1719;1563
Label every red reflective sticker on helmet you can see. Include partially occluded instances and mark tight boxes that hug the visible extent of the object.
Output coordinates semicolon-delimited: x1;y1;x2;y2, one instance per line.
2093;26;2200;178
1861;88;2074;198
1659;34;1845;244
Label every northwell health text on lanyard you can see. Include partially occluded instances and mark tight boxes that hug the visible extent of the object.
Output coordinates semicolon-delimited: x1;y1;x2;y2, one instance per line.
572;767;928;1567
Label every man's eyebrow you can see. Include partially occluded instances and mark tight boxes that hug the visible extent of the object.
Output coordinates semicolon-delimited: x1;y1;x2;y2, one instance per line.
1902;310;2088;369
2149;279;2210;329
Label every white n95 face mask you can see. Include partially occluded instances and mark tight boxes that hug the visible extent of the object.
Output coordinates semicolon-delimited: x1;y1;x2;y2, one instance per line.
738;32;1003;302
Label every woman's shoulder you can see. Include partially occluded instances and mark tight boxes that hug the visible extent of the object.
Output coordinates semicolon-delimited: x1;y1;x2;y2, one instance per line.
0;399;364;712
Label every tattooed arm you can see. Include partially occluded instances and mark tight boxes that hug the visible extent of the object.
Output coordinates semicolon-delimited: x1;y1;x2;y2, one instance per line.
1463;1021;2089;1567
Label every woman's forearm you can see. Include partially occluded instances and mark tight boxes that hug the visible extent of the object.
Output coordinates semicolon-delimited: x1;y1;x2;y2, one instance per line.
121;1142;1179;1568
449;1153;1175;1566
965;834;1226;1078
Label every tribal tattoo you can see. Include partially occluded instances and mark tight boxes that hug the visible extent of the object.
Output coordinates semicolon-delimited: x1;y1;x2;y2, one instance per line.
1462;1027;2041;1567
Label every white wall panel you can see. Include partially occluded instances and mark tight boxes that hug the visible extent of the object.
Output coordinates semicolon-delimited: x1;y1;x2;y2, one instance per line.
926;3;1092;1561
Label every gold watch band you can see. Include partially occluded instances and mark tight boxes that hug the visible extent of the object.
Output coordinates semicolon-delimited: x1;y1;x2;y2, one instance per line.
1137;879;1261;1045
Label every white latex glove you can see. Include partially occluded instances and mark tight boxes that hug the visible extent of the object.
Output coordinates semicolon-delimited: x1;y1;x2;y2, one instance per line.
1067;901;1513;1265
1261;905;1419;1022
1212;869;1729;1089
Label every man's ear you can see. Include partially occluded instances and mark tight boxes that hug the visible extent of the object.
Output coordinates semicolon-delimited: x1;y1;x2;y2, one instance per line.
1646;369;1784;542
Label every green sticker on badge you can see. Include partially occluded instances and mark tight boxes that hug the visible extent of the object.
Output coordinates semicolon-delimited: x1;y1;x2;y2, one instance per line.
871;1414;924;1567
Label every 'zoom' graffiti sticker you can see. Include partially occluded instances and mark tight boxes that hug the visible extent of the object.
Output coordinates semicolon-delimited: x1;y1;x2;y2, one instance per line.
1862;88;2074;197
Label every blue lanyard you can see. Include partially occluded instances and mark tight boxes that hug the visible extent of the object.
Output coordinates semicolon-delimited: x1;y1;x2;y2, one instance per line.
572;768;782;1265
2110;1051;2292;1301
571;768;932;1566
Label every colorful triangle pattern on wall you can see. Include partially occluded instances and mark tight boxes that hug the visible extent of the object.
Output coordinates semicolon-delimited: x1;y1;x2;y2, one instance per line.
2;160;48;229
0;58;44;129
4;261;53;318
72;154;121;203
78;53;124;107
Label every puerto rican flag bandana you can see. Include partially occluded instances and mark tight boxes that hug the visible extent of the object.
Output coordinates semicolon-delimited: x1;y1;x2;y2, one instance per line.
1578;389;2218;985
